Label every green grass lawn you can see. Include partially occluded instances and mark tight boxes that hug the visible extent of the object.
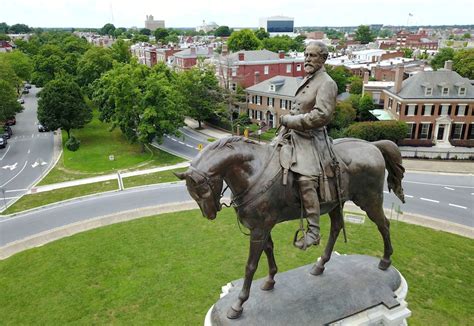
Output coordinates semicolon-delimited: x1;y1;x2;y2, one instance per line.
2;181;119;215
122;168;188;189
0;209;472;325
38;111;185;185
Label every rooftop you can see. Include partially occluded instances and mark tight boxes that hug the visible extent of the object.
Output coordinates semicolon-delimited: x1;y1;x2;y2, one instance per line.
246;75;303;98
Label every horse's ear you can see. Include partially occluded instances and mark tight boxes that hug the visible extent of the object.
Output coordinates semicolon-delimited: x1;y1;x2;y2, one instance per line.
174;170;189;180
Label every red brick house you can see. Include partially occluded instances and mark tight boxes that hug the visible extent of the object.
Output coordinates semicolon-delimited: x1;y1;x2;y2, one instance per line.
0;40;13;53
173;47;214;71
383;61;473;147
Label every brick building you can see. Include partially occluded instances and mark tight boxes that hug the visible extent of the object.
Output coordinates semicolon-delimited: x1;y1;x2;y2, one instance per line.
156;47;182;66
212;48;305;90
383;61;474;147
173;47;214;71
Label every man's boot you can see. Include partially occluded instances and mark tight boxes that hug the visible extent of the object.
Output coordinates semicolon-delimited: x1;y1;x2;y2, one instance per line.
294;177;321;250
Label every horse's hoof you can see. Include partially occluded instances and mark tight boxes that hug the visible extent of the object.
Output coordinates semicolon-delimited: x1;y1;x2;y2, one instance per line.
261;280;275;291
227;306;243;319
310;265;325;276
378;259;391;270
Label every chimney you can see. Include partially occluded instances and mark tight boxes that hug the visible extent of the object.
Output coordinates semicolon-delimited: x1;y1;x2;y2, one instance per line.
363;71;369;84
254;71;260;85
208;46;213;55
278;50;285;59
444;60;453;71
190;47;196;56
222;44;228;56
394;64;404;94
238;52;245;61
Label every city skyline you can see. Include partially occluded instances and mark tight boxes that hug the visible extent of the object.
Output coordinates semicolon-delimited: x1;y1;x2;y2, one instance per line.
1;0;473;29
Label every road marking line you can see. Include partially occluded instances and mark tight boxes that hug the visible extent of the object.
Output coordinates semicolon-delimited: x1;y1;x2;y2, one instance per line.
178;141;185;145
27;149;31;154
5;189;28;193
449;203;467;209
383;191;389;194
0;161;28;188
0;145;10;160
405;180;474;189
444;187;455;191
405;195;414;198
420;197;439;203
185;144;194;148
31;134;34;138
171;138;177;142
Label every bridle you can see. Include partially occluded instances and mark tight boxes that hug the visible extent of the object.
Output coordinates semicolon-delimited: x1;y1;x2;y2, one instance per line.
188;166;229;213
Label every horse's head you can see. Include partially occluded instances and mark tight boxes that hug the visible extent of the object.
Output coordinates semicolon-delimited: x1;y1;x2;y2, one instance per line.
175;167;224;220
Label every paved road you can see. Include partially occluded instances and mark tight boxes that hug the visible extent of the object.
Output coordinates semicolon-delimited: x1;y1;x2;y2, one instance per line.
0;86;55;209
153;126;209;159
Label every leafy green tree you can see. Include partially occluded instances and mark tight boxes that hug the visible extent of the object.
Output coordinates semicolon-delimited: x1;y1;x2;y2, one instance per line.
358;93;375;121
0;33;10;41
227;29;262;52
261;35;305;52
325;65;351;94
114;27;127;38
31;45;67;87
8;23;31;34
430;47;455;70
110;39;132;63
463;33;471;39
453;48;474;79
132;34;149;43
378;29;393;38
401;48;414;58
348;76;363;94
214;26;232;37
100;23;116;36
139;28;151;36
0;51;33;82
0;22;9;34
164;34;179;45
0;80;22;121
254;28;270;40
328;100;356;131
62;35;90;55
324;28;344;40
154;28;169;43
37;74;92;139
77;47;113;88
354;25;374;44
345;121;408;142
179;66;222;129
0;58;22;93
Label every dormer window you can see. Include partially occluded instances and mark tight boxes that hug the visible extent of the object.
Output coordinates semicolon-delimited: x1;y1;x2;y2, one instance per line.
425;87;433;96
459;87;466;96
269;84;276;92
442;87;449;96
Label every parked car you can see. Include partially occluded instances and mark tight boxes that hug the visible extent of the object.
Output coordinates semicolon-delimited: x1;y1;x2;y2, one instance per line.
3;125;12;138
0;135;7;149
24;83;32;89
17;98;25;104
38;123;49;132
5;116;16;126
22;88;29;94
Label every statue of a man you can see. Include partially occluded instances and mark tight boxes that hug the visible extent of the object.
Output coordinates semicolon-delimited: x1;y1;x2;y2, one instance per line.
280;41;338;250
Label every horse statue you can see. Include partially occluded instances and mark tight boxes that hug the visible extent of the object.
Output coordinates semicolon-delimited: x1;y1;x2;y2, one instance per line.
175;136;405;319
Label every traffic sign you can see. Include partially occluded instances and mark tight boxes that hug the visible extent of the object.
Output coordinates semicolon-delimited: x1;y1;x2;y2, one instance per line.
198;143;203;151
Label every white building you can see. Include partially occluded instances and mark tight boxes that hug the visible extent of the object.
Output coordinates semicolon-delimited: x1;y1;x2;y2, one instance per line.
259;16;295;37
196;20;218;33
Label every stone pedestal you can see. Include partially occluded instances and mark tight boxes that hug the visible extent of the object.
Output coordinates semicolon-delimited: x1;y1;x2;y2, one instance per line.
205;254;410;326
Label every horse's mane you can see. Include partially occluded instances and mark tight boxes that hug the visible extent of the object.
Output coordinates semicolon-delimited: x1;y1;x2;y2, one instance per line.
205;136;256;152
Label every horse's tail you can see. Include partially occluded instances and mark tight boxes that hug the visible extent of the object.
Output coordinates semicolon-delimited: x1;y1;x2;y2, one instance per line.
373;140;406;204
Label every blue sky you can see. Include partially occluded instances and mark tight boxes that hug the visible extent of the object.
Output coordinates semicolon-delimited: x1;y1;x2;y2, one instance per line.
1;0;473;28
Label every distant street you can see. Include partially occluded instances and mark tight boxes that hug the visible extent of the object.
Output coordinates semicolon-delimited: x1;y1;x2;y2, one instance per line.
0;86;55;210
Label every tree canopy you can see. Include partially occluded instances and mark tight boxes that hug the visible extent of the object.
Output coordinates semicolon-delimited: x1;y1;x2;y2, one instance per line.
453;48;474;79
354;25;374;44
0;80;22;121
227;29;262;52
214;26;232;37
261;35;305;52
100;23;116;36
37;74;92;139
76;47;114;88
348;76;363;95
154;28;169;43
430;47;455;70
325;65;351;94
254;28;270;40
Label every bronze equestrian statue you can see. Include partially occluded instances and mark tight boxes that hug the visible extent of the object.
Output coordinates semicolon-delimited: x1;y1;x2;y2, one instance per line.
175;42;406;320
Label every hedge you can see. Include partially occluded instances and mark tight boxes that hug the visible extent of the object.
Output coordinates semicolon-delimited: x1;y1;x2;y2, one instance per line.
345;120;408;142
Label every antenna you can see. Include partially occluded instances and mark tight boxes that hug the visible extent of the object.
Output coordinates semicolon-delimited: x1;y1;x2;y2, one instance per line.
109;2;115;23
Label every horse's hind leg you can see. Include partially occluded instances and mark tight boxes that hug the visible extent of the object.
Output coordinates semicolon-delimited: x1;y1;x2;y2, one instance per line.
261;234;278;291
365;200;393;270
311;206;343;276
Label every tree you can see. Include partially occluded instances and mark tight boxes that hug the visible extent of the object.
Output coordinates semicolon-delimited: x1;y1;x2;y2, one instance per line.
345;121;408;142
261;35;305;52
227;29;262;52
254;28;270;40
139;28;151;36
37;74;92;139
453;48;474;79
324;28;344;40
348;76;363;94
0;34;10;41
8;23;31;34
0;51;33;82
214;26;232;37
430;47;455;70
110;39;132;63
358;93;375;121
378;29;393;38
164;34;179;45
132;34;149;43
154;28;169;43
328;101;356;131
0;58;22;94
76;47;113;88
0;80;22;121
354;25;374;44
325;65;351;94
463;33;471;39
100;23;116;36
114;27;127;38
0;22;9;34
179;66;223;129
401;48;414;58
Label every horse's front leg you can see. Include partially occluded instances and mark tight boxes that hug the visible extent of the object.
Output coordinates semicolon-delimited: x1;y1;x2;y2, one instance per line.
227;228;268;319
311;206;343;275
261;233;277;291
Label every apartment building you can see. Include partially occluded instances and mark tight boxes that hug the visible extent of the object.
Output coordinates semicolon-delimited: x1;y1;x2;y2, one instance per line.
383;61;474;147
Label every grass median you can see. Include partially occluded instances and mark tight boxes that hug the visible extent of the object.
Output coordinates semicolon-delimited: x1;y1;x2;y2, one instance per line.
0;208;472;325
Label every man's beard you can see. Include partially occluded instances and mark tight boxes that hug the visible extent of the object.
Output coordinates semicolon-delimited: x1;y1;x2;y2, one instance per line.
304;62;323;74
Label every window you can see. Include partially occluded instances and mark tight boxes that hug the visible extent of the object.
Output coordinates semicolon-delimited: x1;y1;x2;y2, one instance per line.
268;97;274;107
388;98;393;109
452;124;464;140
269;84;275;91
296;64;301;71
286;64;291;73
458;87;466;96
442;87;449;96
231;67;237;77
456;105;466;116
406;123;415;139
264;66;269;75
256;96;261;105
396;102;401;114
468;124;474;140
425;87;433;96
280;99;287;109
407;104;416;116
440;105;449;116
419;123;430;139
423;104;432;116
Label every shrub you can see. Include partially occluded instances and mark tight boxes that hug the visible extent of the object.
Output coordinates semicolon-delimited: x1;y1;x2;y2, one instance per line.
345;120;408;142
65;136;81;151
